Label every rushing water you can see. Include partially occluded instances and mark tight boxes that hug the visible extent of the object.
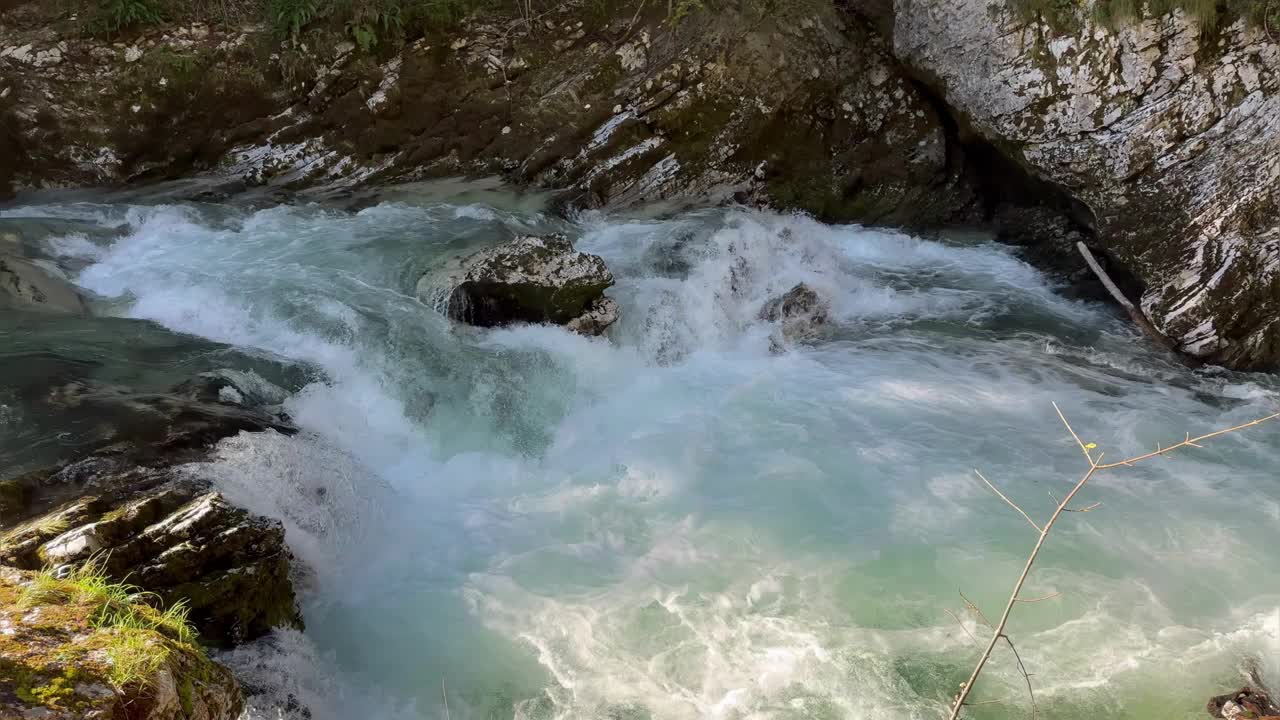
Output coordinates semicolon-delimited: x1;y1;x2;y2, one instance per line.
2;182;1278;720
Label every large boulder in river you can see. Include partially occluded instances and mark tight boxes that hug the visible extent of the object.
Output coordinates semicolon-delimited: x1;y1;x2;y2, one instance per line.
435;233;619;336
1;477;301;648
760;283;830;343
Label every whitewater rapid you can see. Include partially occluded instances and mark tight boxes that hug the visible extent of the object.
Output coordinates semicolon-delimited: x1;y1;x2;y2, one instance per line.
3;187;1278;720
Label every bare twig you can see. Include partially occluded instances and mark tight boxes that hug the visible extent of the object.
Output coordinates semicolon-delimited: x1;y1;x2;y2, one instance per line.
1047;490;1102;513
948;461;1096;719
1096;413;1280;469
622;0;649;42
442;677;450;720
1002;635;1038;719
947;406;1277;719
1075;242;1189;360
945;608;981;646
1014;592;1062;604
1051;401;1092;460
959;590;993;629
975;470;1042;532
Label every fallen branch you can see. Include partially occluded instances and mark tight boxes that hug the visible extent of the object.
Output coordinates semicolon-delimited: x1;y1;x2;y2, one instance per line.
1075;242;1192;363
948;405;1277;719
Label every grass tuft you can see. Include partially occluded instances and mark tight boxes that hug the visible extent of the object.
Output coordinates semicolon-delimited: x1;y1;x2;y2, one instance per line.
101;629;170;688
91;0;165;34
1;515;72;549
20;557;201;661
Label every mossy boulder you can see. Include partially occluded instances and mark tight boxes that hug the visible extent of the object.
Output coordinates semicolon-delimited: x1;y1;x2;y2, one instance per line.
430;233;619;335
0;567;243;720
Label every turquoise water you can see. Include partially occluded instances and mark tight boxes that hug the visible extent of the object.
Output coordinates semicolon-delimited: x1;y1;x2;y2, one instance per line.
2;184;1278;720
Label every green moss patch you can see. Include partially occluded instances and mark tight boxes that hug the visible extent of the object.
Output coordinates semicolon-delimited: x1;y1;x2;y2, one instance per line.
0;564;228;716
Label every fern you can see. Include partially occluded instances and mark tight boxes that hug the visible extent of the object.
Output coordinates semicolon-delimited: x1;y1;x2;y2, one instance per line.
94;0;165;33
270;0;322;38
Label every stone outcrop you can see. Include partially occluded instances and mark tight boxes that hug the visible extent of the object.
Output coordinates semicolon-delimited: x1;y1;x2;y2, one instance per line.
0;372;302;647
891;0;1280;369
429;233;619;335
1;478;301;648
0;254;89;315
565;296;622;336
0;0;979;227
3;0;1280;369
0;567;244;720
760;282;830;344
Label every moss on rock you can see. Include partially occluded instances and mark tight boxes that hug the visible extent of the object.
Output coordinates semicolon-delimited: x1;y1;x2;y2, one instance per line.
0;567;244;720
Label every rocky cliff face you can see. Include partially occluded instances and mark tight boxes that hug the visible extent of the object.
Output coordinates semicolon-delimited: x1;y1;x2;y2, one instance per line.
2;0;1278;370
891;0;1280;369
0;0;982;224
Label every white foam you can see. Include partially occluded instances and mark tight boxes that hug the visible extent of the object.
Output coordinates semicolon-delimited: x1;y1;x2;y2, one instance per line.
54;197;1280;720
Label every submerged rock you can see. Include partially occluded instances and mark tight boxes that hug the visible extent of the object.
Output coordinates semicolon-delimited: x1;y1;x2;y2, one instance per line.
760;283;830;344
0;566;244;720
432;233;618;336
564;295;621;336
1208;686;1280;719
0;254;88;315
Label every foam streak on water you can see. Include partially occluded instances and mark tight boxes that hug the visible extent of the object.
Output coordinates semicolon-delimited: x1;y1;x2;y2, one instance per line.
7;190;1280;720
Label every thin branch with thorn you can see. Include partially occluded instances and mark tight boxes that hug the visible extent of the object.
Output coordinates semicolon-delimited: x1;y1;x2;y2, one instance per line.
975;470;1041;533
1014;592;1062;604
947;405;1277;720
945;608;981;646
1046;489;1101;513
1002;634;1038;719
958;589;993;629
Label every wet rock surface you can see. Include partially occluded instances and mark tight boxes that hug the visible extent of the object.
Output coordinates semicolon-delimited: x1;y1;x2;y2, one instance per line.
1208;686;1280;719
760;282;830;344
0;0;979;227
0;372;302;648
433;233;618;335
0;253;89;315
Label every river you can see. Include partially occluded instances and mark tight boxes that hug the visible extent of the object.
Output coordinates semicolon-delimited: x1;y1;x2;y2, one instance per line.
2;181;1277;720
